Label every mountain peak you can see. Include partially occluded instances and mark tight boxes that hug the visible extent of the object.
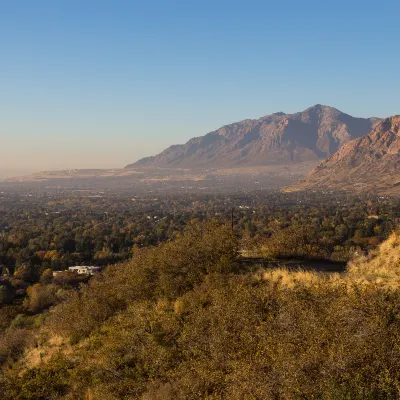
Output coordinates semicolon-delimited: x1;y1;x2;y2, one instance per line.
126;106;381;169
302;104;344;117
308;103;333;110
305;104;338;112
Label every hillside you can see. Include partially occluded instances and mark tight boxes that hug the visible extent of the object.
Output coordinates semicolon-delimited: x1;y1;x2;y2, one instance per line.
127;105;380;169
287;116;400;194
3;223;400;399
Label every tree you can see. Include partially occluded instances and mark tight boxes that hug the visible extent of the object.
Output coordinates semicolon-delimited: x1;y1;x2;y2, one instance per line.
0;284;15;305
14;265;39;284
40;269;53;284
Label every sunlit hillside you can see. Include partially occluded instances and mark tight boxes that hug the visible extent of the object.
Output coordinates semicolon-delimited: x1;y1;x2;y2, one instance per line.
2;223;400;399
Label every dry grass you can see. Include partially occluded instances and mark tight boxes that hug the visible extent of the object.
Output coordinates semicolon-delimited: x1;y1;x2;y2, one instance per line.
261;268;324;288
347;231;400;288
253;231;400;290
21;333;72;371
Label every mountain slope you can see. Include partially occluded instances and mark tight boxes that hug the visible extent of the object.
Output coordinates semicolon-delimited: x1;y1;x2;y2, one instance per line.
127;105;380;169
286;116;400;194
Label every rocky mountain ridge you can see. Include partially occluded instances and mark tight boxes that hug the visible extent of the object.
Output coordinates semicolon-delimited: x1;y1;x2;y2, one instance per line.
286;116;400;194
127;105;380;169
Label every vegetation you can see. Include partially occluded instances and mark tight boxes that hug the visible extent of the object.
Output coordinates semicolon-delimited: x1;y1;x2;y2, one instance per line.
2;188;400;398
0;219;399;398
0;189;397;274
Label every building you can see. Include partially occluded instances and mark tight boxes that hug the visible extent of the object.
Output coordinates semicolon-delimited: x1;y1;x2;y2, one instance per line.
68;266;101;275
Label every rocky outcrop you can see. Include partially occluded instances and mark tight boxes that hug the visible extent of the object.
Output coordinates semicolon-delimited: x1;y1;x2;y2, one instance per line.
286;116;400;194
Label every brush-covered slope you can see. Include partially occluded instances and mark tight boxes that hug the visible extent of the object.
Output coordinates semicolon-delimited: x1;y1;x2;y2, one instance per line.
127;105;379;169
287;116;400;194
348;231;400;286
5;225;400;399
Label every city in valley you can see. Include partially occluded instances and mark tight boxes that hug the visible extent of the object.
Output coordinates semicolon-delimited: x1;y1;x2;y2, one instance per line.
1;2;400;399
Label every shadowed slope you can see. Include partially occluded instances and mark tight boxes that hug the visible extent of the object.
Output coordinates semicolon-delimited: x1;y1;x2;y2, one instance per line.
286;116;400;194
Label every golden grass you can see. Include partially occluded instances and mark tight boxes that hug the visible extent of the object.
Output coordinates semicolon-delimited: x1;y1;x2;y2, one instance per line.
254;231;400;290
347;232;400;288
261;268;323;288
21;333;71;371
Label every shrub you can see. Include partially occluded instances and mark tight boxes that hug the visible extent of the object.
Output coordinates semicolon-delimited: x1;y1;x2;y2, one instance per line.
24;284;59;313
0;284;15;306
260;223;329;260
0;328;34;367
47;222;238;342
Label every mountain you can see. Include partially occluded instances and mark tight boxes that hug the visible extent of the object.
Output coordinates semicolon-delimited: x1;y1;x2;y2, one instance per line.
286;116;400;194
127;105;380;169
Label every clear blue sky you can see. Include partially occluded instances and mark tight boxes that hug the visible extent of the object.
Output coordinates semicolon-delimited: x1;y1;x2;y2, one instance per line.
0;0;399;175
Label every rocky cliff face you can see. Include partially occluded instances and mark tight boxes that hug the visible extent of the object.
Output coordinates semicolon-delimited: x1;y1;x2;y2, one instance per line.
127;105;380;169
286;116;400;194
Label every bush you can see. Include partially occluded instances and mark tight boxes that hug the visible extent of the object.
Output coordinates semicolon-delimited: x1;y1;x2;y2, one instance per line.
13;265;39;284
1;355;73;400
47;221;238;342
0;284;15;306
0;328;34;367
52;271;89;288
260;223;330;260
24;284;59;313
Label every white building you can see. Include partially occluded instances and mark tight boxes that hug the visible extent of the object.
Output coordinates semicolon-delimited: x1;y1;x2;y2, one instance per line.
68;266;101;275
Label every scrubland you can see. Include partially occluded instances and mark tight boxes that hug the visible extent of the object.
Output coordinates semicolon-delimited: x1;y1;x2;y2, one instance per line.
2;222;400;399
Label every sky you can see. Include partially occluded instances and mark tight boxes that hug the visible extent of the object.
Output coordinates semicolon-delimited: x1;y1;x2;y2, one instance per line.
0;0;399;177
